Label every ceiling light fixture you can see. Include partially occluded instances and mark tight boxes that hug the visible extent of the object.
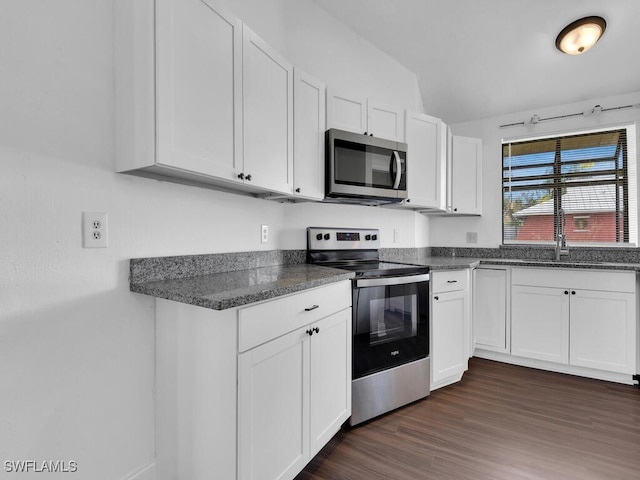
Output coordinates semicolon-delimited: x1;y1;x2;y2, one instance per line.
555;16;606;55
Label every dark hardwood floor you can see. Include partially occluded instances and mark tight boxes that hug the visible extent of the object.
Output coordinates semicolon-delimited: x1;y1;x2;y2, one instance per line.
296;358;640;480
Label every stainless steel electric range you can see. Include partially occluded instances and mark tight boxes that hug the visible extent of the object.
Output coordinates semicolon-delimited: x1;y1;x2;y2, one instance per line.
307;227;430;425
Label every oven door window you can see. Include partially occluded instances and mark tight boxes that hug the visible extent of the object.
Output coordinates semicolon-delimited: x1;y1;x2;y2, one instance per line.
353;281;429;379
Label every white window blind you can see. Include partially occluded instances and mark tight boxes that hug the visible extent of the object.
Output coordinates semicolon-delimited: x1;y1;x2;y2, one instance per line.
503;127;637;246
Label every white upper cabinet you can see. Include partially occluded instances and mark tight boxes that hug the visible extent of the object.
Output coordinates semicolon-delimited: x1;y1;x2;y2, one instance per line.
293;69;326;200
154;0;242;181
403;111;446;209
326;89;367;134
448;134;483;215
367;99;405;142
326;89;404;141
242;25;293;195
115;0;293;196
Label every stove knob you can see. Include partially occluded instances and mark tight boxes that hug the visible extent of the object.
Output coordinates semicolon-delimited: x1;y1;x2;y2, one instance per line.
324;233;330;240
365;234;371;241
316;233;323;241
372;234;378;241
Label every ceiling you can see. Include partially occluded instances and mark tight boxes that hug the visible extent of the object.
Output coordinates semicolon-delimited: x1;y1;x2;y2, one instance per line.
312;0;640;124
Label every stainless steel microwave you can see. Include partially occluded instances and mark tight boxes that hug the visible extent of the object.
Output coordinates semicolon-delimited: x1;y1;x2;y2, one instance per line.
325;129;408;203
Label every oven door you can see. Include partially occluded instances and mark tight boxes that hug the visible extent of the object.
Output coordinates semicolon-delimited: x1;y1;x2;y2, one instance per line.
352;274;429;379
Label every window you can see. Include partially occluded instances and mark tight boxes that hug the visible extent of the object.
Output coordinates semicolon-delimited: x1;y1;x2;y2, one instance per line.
503;126;637;246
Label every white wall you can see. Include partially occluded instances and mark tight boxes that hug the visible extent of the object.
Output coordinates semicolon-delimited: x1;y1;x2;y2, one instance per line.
0;0;425;478
429;91;640;248
229;0;424;110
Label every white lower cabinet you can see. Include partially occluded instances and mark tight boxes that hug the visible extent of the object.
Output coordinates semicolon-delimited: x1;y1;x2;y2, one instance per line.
156;281;352;480
431;270;470;389
238;324;309;480
238;309;351;480
509;267;636;377
308;311;351;456
569;289;635;373
473;267;510;353
511;285;569;364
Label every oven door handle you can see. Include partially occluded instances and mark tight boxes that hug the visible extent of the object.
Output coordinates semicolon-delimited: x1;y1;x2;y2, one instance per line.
355;273;430;288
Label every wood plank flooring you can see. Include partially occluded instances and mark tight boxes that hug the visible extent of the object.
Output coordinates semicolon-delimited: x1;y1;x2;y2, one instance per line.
295;358;640;480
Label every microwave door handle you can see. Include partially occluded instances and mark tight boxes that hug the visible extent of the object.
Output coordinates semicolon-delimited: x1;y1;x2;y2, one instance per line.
392;151;401;189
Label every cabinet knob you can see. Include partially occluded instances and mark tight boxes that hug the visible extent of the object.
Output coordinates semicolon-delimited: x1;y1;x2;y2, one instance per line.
306;328;314;336
406;199;410;203
564;290;569;295
304;305;319;312
364;131;368;135
246;174;252;181
571;291;576;295
295;188;301;193
237;172;245;180
313;327;320;334
453;208;458;212
434;296;439;301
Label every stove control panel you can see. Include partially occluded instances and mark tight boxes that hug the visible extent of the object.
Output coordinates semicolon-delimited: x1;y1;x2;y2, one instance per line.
307;227;380;250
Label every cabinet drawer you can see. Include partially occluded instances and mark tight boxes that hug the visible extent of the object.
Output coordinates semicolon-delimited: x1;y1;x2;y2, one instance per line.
432;270;468;293
238;280;351;352
512;267;635;293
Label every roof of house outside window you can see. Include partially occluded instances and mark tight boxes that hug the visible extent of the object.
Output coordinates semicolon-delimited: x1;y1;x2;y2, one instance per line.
512;184;620;217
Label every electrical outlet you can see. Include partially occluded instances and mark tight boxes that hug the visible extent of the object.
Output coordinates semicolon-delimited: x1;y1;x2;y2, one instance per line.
261;224;269;244
83;212;108;248
466;231;478;244
393;228;401;243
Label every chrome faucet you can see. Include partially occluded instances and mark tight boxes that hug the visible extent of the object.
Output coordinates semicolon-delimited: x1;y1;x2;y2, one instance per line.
555;208;569;260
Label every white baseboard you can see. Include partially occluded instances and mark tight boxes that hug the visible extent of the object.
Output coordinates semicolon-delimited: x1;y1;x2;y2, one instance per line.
474;349;635;385
118;459;157;480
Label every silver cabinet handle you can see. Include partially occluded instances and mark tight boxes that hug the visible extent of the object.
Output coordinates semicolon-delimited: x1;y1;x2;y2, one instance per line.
304;305;319;312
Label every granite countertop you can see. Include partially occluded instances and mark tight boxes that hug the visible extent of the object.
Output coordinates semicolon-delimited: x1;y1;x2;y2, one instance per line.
478;258;640;271
130;263;354;310
380;254;640;272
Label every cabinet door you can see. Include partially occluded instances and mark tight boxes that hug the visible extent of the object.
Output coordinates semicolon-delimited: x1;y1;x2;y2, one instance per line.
242;25;293;194
326;89;367;134
570;290;636;374
450;135;482;215
367;99;404;141
431;289;468;387
155;0;242;180
511;285;569;364
293;69;325;200
474;268;509;353
309;309;351;457
238;329;309;480
404;111;446;209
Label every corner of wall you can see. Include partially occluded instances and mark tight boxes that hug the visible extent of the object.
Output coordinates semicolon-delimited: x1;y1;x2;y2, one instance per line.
118;460;157;480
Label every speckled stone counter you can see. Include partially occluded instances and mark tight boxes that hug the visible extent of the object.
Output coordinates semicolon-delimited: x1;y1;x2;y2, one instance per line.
380;248;640;271
479;258;640;271
130;263;354;310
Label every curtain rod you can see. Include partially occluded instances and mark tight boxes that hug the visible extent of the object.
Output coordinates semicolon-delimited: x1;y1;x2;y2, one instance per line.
499;103;640;129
